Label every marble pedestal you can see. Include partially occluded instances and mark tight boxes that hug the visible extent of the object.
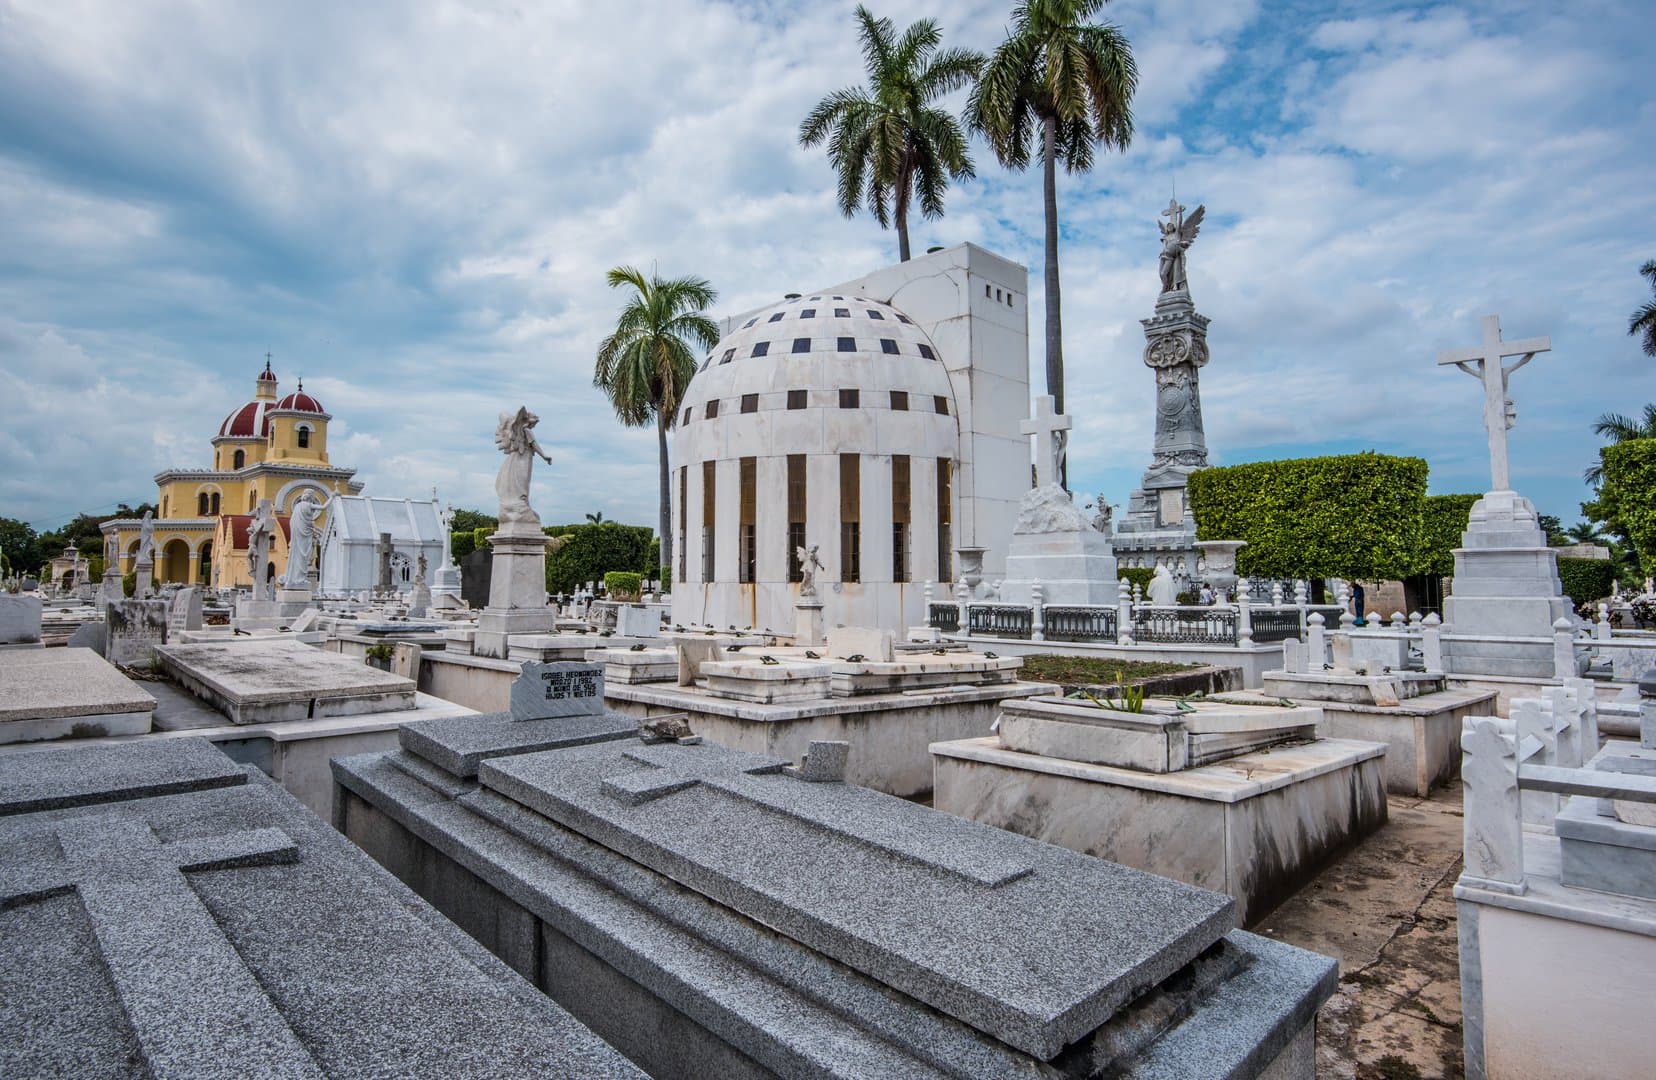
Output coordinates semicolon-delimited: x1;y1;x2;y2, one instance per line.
473;526;553;660
133;558;153;600
793;598;825;646
1000;527;1120;606
96;569;123;609
1443;489;1572;677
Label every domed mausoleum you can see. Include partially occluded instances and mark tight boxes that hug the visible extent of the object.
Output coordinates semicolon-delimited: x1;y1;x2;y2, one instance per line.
673;293;962;634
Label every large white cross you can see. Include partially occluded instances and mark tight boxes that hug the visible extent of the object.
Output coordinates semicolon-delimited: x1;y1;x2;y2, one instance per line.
1020;395;1073;488
1437;315;1551;492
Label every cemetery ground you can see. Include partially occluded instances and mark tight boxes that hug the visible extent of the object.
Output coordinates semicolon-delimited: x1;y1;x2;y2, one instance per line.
1257;779;1466;1079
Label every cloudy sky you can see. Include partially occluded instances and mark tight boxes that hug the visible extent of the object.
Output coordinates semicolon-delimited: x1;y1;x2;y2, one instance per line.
2;0;1652;532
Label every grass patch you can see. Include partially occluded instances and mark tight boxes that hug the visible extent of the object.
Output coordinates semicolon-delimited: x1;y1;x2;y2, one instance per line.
1017;655;1198;687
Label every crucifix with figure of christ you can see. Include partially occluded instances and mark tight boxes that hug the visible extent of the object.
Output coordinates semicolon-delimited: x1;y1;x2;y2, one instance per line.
1437;315;1551;492
1021;395;1072;489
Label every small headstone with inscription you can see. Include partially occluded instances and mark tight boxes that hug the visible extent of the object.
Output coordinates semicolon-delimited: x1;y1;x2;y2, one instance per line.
167;586;203;633
105;599;168;667
510;661;605;721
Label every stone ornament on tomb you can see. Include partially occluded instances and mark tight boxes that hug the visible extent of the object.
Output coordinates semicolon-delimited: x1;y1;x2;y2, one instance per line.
510;660;606;721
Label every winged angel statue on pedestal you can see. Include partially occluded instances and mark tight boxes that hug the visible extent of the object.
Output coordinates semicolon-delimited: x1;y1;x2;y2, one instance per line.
1157;199;1205;294
495;406;554;529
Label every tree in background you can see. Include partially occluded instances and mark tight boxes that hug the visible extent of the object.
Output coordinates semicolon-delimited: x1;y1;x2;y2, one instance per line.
1586;438;1656;578
1630;259;1656;357
594;267;718;580
799;6;982;263
544;521;657;596
969;0;1136;429
1584;403;1656;486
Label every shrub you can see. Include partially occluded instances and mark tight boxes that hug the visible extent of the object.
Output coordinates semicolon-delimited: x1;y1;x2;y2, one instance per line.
122;571;136;597
1557;557;1615;606
659;564;672;594
1118;567;1155;595
604;571;643;600
1593;439;1656;571
1188;452;1429;580
544;522;655;595
1418;494;1481;578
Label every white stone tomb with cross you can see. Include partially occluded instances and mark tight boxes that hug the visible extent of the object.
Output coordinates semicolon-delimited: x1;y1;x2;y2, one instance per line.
999;395;1118;607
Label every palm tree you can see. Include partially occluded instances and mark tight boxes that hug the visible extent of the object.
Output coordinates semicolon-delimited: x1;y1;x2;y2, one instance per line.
593;267;719;576
969;0;1137;431
799;6;982;263
1585;403;1656;485
585;511;607;525
1631;259;1656;356
1565;521;1606;545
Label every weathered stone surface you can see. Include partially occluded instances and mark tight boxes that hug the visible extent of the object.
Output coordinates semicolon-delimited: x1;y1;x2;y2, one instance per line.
0;736;241;815
399;709;637;779
478;737;1235;1057
0;648;157;745
614;605;661;638
509;661;605;720
0;741;644;1078
105;599;168;667
155;639;415;725
0;594;43;644
825;625;895;663
167;586;203;632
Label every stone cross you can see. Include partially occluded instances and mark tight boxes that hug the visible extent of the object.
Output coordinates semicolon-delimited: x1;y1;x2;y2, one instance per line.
1437;315;1551;492
1020;395;1072;489
0;817;314;1073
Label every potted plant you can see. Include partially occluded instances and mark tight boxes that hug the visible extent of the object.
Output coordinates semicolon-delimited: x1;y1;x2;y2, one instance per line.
364;642;395;671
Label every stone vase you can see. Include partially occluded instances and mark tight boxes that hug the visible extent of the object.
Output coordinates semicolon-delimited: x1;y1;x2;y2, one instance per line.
1195;540;1247;604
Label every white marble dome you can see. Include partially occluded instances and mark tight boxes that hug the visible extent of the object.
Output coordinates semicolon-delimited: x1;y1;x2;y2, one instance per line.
672;293;963;634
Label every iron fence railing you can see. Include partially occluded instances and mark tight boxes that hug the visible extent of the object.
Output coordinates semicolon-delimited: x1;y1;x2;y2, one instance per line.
967;603;1033;640
1249;607;1303;644
927;602;961;634
1133;607;1239;645
1043;605;1119;643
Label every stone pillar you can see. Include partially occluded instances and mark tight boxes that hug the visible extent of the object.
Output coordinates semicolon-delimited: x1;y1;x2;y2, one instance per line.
1639;667;1656;750
1422;613;1444;672
1305;611;1326;669
1236;578;1253;649
1030;581;1045;643
472;524;554;660
794;598;825;647
1117;578;1133;646
1596;603;1613;641
1460;716;1526;895
133;558;154;600
1552;617;1576;680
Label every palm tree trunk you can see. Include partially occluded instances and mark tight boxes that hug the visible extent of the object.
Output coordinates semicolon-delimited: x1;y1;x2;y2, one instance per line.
1042;112;1065;487
656;412;672;579
895;152;913;262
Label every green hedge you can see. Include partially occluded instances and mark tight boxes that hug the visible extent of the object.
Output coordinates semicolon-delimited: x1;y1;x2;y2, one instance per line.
604;571;643;600
1118;567;1155;595
1594;439;1656;570
1557;557;1615;606
1418;493;1481;577
1187;452;1429;580
544;522;655;595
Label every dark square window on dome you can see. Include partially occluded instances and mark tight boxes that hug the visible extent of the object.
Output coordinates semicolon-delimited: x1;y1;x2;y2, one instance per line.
880;339;899;355
837;337;856;352
740;393;758;413
896;314;912;324
839;388;860;408
751;341;770;357
867;310;884;320
743;318;757;328
800;308;815;318
684;407;693;424
768;312;785;322
934;395;949;415
834;308;850;318
705;400;719;419
787;389;807;409
889;390;908;410
918;344;936;360
792;337;811;353
720;348;735;364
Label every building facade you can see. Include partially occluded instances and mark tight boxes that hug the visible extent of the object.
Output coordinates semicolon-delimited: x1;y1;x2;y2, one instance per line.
315;496;447;598
102;360;362;587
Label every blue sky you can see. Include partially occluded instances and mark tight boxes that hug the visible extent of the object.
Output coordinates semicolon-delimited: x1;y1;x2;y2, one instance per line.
1;0;1652;532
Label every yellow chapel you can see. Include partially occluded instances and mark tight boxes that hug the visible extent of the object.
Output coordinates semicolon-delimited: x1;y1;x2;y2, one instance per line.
102;359;363;587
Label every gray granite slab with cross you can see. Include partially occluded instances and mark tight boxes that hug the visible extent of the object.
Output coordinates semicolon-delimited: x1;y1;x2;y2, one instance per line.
0;740;643;1079
479;737;1236;1058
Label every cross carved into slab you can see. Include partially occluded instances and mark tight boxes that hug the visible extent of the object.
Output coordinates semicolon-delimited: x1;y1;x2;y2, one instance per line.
1437;315;1551;492
0;817;321;1078
1020;395;1073;489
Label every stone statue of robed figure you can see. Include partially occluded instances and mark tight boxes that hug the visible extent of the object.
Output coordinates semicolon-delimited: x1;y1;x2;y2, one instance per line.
495;406;554;531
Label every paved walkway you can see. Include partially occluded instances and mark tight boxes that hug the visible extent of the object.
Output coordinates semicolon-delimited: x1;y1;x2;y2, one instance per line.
1254;782;1466;1079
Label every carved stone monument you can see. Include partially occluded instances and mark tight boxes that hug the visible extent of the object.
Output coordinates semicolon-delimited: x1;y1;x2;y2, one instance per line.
1115;198;1209;587
276;493;321;615
1000;396;1118;606
132;510;156;600
1436;315;1571;677
474;406;556;659
793;543;826;646
432;498;463;605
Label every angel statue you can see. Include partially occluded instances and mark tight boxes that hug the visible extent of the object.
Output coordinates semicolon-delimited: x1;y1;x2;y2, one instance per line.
246;500;277;599
494;406;554;529
1157;198;1206;294
795;543;825;598
135;510;156;565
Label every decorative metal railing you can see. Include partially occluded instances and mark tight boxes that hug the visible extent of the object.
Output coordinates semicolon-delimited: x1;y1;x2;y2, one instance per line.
1043;605;1119;643
1250;607;1303;644
927;602;961;634
1133;607;1239;645
967;603;1033;640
